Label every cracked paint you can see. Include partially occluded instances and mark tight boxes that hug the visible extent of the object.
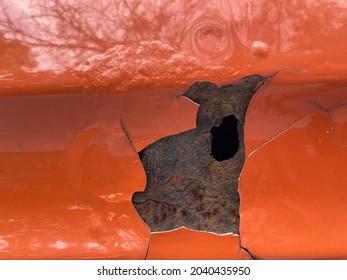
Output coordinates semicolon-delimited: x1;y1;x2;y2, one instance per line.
0;89;195;259
146;228;251;260
240;70;347;259
1;0;347;260
244;71;347;156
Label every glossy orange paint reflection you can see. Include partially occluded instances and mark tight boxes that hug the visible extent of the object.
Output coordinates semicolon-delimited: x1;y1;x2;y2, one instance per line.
146;228;251;260
0;150;149;259
1;0;347;93
240;71;347;259
1;0;347;259
0;91;196;259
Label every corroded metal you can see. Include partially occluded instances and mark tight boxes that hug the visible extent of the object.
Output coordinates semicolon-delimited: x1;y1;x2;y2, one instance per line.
133;75;269;234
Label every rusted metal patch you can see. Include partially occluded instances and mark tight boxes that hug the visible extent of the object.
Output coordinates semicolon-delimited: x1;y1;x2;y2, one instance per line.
133;75;269;234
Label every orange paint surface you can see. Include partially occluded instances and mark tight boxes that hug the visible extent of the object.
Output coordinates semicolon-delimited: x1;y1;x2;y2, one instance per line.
1;0;347;259
240;72;347;259
0;91;196;259
0;148;150;259
146;228;251;260
1;0;347;93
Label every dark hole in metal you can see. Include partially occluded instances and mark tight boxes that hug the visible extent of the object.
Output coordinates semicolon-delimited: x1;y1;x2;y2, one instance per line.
210;115;239;161
133;75;270;234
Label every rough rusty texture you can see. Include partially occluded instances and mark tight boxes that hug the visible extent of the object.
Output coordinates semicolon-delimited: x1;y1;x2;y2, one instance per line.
133;75;269;234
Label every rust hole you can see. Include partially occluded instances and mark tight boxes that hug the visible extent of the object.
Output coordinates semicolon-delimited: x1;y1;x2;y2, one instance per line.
210;115;239;161
133;75;269;234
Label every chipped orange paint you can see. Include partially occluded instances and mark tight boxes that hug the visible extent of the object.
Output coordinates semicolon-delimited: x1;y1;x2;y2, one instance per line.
240;71;347;259
0;0;347;259
0;91;196;259
146;228;251;260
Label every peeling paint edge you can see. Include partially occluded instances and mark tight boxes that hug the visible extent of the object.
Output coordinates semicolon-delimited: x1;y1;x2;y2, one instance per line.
150;226;239;236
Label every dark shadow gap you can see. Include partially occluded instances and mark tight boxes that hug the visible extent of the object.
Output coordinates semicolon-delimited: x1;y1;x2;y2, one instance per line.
210;115;239;161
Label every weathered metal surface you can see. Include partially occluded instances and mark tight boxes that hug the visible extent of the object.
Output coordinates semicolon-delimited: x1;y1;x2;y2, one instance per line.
133;75;269;234
1;0;347;260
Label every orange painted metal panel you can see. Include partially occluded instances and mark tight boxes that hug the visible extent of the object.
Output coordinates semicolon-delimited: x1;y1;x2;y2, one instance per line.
0;91;196;259
146;228;251;260
1;0;347;259
240;72;347;259
1;1;347;94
